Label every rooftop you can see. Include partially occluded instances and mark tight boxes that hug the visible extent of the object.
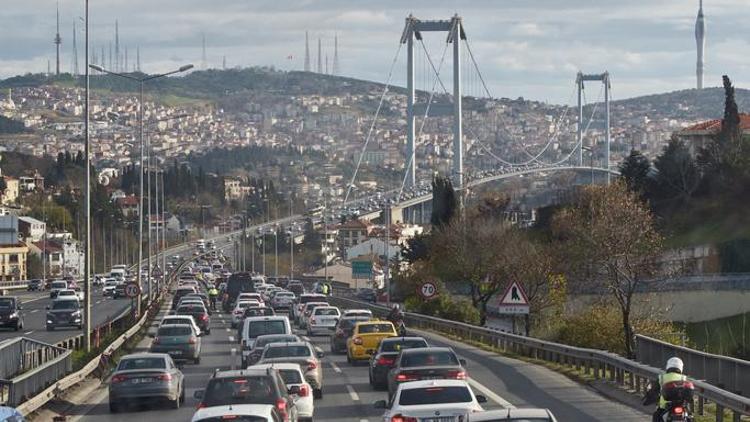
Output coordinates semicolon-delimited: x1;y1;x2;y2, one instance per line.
682;113;750;133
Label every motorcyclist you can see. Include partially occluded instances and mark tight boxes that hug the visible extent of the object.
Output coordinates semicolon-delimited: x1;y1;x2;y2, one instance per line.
643;357;688;422
208;285;219;310
322;283;330;296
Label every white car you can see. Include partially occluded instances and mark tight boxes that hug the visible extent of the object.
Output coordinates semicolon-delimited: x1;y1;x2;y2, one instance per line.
57;289;84;301
271;291;296;309
102;279;118;296
374;379;487;421
467;408;558;421
342;309;373;319
231;300;260;328
306;306;340;336
160;315;202;336
191;403;280;421
254;363;314;421
237;292;263;304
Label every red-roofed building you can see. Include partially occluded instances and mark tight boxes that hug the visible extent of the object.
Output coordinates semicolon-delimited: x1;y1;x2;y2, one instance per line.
115;194;139;217
677;113;750;157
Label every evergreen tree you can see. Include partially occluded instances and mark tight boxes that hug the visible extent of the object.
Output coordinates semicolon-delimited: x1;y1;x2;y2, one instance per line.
430;176;457;227
651;138;700;212
619;149;651;195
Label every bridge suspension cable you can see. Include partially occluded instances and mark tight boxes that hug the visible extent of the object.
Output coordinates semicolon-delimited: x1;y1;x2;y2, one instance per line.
343;42;403;204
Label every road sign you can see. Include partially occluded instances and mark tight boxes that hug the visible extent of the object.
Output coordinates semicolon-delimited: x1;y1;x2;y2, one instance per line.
492;281;530;315
418;282;438;300
124;283;140;298
352;260;373;279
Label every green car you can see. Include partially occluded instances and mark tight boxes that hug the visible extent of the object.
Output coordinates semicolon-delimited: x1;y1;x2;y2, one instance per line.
150;324;202;364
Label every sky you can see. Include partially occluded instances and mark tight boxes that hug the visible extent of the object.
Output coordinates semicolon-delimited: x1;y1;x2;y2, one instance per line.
2;0;749;104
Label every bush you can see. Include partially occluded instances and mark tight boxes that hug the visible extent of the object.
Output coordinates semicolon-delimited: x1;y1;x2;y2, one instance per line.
405;295;480;325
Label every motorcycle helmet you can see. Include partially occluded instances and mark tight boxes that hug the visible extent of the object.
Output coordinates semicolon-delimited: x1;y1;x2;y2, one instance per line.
665;357;684;372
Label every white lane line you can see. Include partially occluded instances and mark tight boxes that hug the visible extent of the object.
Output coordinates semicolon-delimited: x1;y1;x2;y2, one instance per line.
29;309;39;314
20;296;47;304
225;328;231;333
230;348;237;370
228;335;234;342
468;377;516;409
330;361;342;373
359;420;369;422
24;331;34;335
346;384;360;401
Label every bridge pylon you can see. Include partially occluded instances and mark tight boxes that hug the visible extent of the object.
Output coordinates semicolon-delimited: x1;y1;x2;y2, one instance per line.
576;71;612;184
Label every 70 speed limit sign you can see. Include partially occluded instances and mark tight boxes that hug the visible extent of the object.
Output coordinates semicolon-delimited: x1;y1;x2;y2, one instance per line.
418;282;438;300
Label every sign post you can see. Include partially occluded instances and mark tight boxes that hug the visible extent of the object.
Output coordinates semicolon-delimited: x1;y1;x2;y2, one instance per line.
351;260;373;288
418;281;438;301
487;281;530;334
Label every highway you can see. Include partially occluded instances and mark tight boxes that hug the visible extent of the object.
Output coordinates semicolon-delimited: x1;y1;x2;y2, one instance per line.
59;300;648;421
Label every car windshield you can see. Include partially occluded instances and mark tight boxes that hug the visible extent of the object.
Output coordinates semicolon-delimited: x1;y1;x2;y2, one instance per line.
51;282;67;289
315;308;339;316
264;345;310;358
59;290;75;296
117;357;166;370
402;351;459;367
52;300;78;310
278;369;303;384
0;299;14;309
358;323;393;334
381;339;429;352
399;386;473;405
248;321;287;338
158;326;193;336
203;376;276;406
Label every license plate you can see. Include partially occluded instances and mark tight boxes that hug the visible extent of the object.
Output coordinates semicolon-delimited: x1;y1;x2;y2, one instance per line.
168;350;182;355
422;418;455;422
132;377;154;384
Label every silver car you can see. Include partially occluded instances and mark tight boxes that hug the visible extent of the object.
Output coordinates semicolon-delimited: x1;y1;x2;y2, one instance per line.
108;353;185;413
257;341;325;399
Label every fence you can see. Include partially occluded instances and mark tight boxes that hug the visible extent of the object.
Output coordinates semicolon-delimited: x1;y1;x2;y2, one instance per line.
0;338;71;407
636;334;750;398
328;296;750;421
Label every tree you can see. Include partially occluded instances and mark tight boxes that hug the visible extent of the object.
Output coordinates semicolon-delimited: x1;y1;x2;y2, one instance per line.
552;182;665;358
619;149;650;195
430;176;457;227
0;177;6;196
650;137;701;212
401;232;431;265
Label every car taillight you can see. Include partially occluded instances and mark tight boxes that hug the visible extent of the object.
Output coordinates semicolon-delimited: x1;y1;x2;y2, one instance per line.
298;385;310;397
306;360;318;371
391;415;417;422
395;372;418;382
234;310;242;314
188;336;197;344
276;398;288;421
447;370;467;380
111;375;127;383
196;402;207;409
673;406;684;414
335;328;345;337
157;373;172;381
152;337;160;344
200;314;208;321
353;337;363;345
376;356;395;366
310;319;316;325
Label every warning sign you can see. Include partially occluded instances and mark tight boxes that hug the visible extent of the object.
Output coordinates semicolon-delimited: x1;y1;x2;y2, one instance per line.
491;281;530;315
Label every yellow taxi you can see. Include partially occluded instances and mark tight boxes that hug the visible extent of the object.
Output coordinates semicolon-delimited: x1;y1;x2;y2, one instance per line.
346;320;397;364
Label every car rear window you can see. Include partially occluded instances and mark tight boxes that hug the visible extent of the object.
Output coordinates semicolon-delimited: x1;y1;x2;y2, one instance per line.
300;295;325;304
254;335;299;350
314;308;339;316
264;345;311;358
195;417;267;422
278;369;303;384
358;323;393;334
117;357;166;370
248;320;287;338
399;386;472;405
401;351;459;367
177;306;205;314
158;326;192;336
381;339;429;352
203;376;276;406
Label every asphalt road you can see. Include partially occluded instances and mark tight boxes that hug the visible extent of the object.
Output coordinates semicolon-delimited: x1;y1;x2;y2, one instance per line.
62;304;648;422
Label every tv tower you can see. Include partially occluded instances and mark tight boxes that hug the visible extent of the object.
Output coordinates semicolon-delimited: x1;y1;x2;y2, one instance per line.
201;34;207;70
332;33;339;76
72;21;79;75
136;46;141;72
114;20;120;72
304;31;311;72
695;0;706;89
317;37;322;73
54;1;62;76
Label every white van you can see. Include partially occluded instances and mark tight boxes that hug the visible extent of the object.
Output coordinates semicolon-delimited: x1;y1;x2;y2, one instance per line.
240;316;292;363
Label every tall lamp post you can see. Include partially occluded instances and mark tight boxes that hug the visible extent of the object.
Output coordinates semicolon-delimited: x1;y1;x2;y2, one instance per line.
89;63;193;316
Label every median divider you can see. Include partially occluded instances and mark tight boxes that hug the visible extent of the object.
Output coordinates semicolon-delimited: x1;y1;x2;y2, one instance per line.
328;295;750;420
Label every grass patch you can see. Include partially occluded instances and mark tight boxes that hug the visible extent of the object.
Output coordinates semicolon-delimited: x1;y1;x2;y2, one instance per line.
158;94;211;108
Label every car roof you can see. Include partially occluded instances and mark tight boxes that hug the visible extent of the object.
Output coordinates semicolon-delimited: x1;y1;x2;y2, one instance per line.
53;296;79;302
245;316;289;322
253;363;304;372
381;336;426;343
400;346;452;355
469;408;556;421
399;379;470;390
192;404;275;419
213;367;275;378
120;352;170;360
264;341;309;348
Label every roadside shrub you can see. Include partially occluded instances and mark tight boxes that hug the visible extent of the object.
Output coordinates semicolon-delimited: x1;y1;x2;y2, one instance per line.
405;295;480;325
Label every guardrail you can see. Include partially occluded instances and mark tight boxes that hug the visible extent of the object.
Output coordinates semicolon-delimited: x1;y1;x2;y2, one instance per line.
0;338;71;407
636;334;750;398
328;296;750;420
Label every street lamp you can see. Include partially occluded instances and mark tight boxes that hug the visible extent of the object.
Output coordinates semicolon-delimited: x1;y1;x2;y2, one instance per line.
89;63;193;315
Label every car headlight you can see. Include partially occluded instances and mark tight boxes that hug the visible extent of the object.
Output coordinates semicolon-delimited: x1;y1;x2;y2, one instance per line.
47;319;53;324
72;311;81;317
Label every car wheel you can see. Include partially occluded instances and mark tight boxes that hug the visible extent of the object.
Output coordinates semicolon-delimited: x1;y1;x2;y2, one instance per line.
230;322;236;328
206;328;211;335
314;388;322;399
368;370;373;386
180;386;186;404
194;356;201;364
171;394;180;409
109;401;119;413
46;326;53;331
346;353;352;364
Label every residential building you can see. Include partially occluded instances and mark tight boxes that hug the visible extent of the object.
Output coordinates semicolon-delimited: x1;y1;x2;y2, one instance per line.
1;177;19;205
18;216;46;242
223;177;244;201
676;113;750;157
337;219;372;249
0;216;27;281
115;194;139;217
345;237;401;262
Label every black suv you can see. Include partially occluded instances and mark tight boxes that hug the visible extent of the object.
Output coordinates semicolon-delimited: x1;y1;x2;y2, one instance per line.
46;298;82;331
194;367;298;422
0;297;24;331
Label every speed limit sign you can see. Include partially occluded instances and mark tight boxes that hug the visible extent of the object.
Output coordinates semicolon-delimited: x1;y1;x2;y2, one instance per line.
419;282;438;300
125;283;141;298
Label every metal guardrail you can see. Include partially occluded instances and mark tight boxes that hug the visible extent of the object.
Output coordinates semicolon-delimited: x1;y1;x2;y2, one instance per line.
328;296;750;420
0;338;71;407
636;335;750;398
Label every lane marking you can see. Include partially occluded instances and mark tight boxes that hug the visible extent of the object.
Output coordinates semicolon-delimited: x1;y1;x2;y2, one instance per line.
228;336;234;342
225;328;231;333
330;361;342;373
346;384;360;401
468;377;516;409
24;331;34;335
230;348;237;370
29;309;39;314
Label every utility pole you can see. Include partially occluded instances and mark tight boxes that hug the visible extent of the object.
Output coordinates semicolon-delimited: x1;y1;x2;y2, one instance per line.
323;196;328;283
384;203;390;306
289;198;294;281
83;0;92;352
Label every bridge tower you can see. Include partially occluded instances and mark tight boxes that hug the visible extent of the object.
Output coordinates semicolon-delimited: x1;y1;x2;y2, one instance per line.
401;14;466;191
576;71;612;184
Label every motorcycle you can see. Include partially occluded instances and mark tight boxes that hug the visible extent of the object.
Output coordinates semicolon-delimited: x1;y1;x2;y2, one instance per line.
387;313;407;336
643;379;695;422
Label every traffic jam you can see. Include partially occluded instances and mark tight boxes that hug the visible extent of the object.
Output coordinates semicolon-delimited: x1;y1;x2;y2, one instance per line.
103;240;558;421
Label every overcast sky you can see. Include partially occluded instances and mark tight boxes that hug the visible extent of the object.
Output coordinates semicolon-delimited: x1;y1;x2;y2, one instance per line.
2;0;748;104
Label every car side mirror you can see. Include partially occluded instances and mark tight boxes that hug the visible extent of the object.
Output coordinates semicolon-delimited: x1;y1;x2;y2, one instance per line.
476;394;487;404
317;351;325;358
459;358;467;366
373;399;388;409
193;389;204;400
288;385;301;395
17;304;22;310
45;305;50;310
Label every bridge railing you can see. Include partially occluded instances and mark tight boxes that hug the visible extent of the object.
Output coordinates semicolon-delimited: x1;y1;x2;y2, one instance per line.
0;337;71;407
328;295;750;420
